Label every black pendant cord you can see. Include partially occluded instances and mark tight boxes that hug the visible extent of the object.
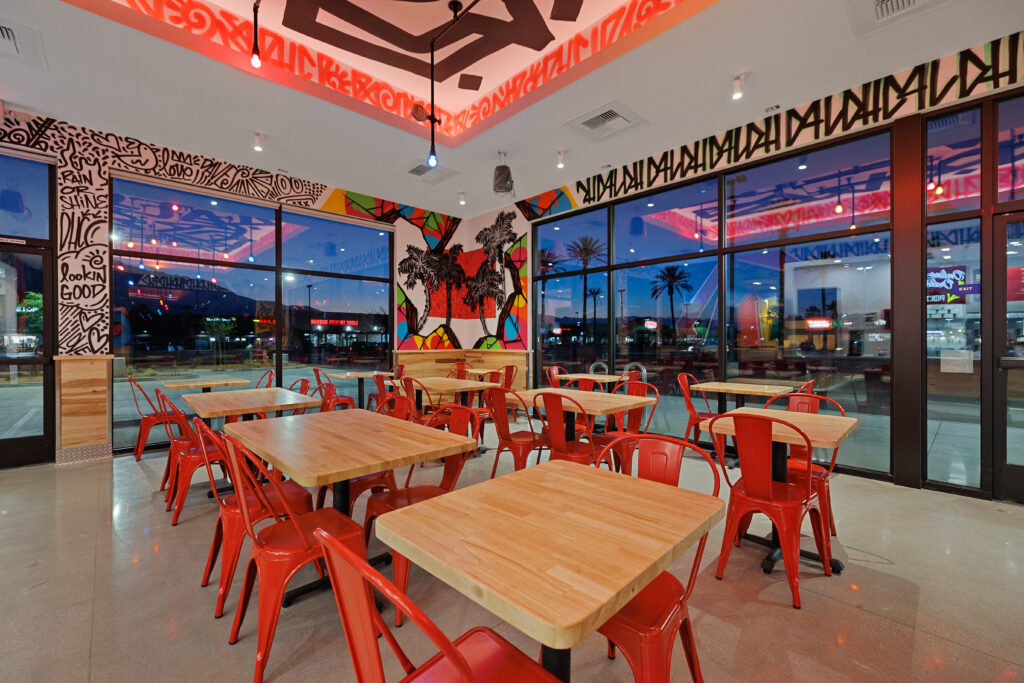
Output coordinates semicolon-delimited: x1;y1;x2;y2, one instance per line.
424;0;484;159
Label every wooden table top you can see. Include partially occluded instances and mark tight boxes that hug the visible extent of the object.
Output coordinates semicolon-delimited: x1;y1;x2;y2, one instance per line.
387;376;502;394
376;460;725;650
699;407;859;450
559;372;624;384
224;409;478;487
729;377;805;388
691;381;795;397
464;367;506;376
161;377;251;390
516;388;656;416
324;370;394;380
182;387;320;419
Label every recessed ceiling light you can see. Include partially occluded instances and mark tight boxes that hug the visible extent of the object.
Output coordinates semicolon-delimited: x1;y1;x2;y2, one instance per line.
647;202;654;208
553;226;560;231
732;72;748;100
378;232;385;236
254;132;264;152
210;200;218;206
556;149;566;169
458;192;466;206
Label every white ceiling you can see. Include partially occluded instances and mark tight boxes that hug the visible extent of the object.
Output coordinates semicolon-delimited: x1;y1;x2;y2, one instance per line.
1;0;1023;219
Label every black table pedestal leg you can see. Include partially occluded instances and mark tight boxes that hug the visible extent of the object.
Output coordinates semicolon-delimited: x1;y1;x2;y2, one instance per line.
541;646;571;682
282;480;351;608
564;411;576;443
358;378;365;409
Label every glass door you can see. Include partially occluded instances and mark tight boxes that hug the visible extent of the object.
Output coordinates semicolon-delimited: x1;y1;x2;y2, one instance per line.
996;215;1024;502
0;247;54;467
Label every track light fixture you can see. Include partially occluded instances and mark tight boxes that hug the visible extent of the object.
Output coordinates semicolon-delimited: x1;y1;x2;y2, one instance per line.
250;0;262;68
254;132;264;152
458;192;466;206
732;72;748;101
556;149;566;169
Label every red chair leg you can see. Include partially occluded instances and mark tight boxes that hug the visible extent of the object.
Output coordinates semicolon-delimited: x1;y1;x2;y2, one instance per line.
735;512;754;547
215;514;247;618
392;551;412;627
489;445;507;479
230;557;258;644
251;559;292;683
171;462;202;525
202;517;224;588
679;609;704;683
821;482;837;536
808;507;832;577
774;508;805;609
607;639;616;659
715;499;746;580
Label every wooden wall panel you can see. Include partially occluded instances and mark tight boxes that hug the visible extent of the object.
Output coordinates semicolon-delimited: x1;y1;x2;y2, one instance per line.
394;350;531;391
55;355;112;450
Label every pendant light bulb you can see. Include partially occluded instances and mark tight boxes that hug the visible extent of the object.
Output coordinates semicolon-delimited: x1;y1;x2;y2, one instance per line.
934;185;944;196
427;144;438;168
250;0;262;68
248;255;255;263
834;203;844;214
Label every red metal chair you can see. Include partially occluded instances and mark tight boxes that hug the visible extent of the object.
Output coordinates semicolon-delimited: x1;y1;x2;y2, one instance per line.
392;364;407;379
193;418;312;618
315;397;411;512
591;381;659;476
708;413;831;609
313;527;560;683
796;378;816;394
367;372;400;412
678;372;718;443
363;405;480;626
128;376;172;461
221;434;366;683
155;388;225;526
467;369;503;442
310;381;355;412
545;364;568;388
400;376;440;424
226;370;276;424
618;370;640;383
257;378;311;420
765;392;846;537
594;434;721;683
313;368;357;410
447;361;472;380
499;363;518;390
532;391;597;466
486;388;548;478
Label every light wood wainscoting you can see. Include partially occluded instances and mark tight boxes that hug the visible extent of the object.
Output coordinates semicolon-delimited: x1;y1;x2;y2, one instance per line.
393;349;531;391
55;355;112;463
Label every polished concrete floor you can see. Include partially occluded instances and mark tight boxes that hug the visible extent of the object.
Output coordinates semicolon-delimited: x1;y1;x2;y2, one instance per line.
2;428;1023;682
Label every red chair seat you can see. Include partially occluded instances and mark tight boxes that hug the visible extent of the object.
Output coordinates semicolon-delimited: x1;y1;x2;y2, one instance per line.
367;484;446;511
410;627;560;682
222;479;310;514
509;429;547;445
255;507;362;554
787;460;828;478
731;478;816;506
602;571;683;635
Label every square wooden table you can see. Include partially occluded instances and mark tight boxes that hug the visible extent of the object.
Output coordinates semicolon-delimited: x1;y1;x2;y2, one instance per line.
516;387;657;441
690;381;794;408
324;370;393;408
161;377;250;393
699;406;858;574
182;387;320;419
390;376;502;408
225;408;478;604
376;460;725;682
464;367;506;376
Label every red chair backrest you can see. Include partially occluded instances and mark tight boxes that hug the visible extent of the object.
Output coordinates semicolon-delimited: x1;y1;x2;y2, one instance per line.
128;376;158;418
373;373;391;398
545;365;566;388
400;377;436;419
376;395;414;421
607;380;659;434
153;388;194;445
564;378;602;393
532;391;592;454
257;369;275;388
221;434;311;550
618;370;640;383
796;378;816;394
595;434;721;600
391;364;406;379
765;392;845;416
500;364;518;390
313;368;330;388
483;388;535;442
707;413;813;502
314;528;476;683
479;370;503;386
310;382;338;412
677;372;711;416
192;417;230;505
286;378;312;415
424;405;480;491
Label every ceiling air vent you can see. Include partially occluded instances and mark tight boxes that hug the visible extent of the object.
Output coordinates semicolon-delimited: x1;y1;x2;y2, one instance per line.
842;0;954;38
405;161;456;186
0;18;46;69
565;100;647;141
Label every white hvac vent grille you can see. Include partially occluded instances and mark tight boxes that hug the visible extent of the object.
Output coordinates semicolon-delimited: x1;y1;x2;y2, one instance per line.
0;18;47;69
843;0;953;38
565;100;647;141
408;163;431;177
406;161;456;185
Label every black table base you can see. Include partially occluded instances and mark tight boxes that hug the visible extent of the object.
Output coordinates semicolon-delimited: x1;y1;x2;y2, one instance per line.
283;479;351;607
541;645;571;682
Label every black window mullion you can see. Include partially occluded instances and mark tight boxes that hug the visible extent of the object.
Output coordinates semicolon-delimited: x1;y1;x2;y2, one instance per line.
275;205;283;388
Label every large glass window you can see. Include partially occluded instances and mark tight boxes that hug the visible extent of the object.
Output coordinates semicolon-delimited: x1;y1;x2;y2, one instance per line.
614;180;718;262
536;272;609;375
725;133;891;246
282;211;389;278
536;209;608;272
0;153;50;241
926;108;981;215
997;95;1024;204
726;233;892;471
111;179;276;266
925;218;981;487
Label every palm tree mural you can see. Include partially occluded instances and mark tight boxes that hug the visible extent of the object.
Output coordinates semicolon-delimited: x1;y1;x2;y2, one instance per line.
434;244;467;328
566;236;606;342
537;247;564;330
475;210;517;303
397;245;439;333
463;263;504;336
586;287;603;328
650;266;692;339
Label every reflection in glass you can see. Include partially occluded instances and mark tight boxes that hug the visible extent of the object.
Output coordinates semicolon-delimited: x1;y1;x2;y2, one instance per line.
0;153;50;241
111;257;275;450
0;364;44;438
112;178;276;266
1005;221;1024;467
282;212;389;278
615;179;718;262
997;95;1024;203
535;209;607;273
925;219;981;487
926;108;980;215
536;272;609;376
726;233;892;472
0;251;44;357
725;133;891;246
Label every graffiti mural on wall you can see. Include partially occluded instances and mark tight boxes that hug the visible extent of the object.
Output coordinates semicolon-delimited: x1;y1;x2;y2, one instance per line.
0;112;459;355
521;31;1024;219
396;208;529;350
